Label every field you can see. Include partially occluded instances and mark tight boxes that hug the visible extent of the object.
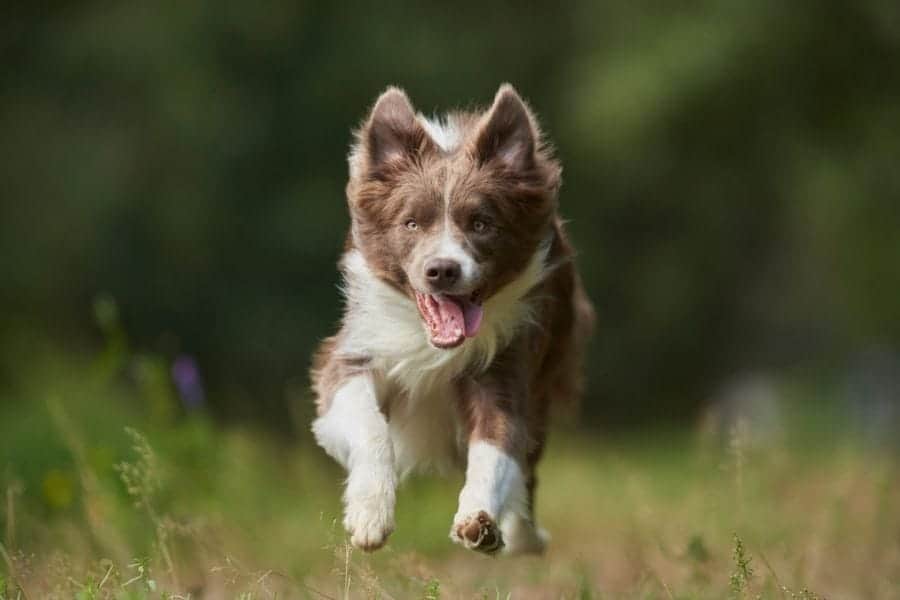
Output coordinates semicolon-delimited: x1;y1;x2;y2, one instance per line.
2;343;898;599
5;3;900;597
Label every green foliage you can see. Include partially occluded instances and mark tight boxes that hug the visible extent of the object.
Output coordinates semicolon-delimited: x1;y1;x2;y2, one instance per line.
2;329;858;597
728;533;753;599
686;535;710;564
422;577;440;600
116;429;162;511
0;377;887;597
121;557;157;597
788;588;821;600
576;571;595;600
2;2;899;426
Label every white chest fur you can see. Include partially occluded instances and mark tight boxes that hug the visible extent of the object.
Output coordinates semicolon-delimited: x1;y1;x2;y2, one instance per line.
332;244;550;475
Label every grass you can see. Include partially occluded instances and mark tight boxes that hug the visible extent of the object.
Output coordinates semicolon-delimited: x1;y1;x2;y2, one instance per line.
1;333;899;598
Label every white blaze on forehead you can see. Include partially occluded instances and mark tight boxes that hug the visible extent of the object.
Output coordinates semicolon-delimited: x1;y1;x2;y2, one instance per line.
418;115;461;152
432;163;478;284
435;223;478;283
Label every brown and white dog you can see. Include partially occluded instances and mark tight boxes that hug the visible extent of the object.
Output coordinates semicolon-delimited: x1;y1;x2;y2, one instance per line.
311;84;593;555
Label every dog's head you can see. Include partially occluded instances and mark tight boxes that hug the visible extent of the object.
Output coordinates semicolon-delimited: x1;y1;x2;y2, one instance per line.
346;84;561;349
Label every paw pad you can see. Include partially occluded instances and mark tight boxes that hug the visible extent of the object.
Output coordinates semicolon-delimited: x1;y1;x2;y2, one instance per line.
452;510;504;555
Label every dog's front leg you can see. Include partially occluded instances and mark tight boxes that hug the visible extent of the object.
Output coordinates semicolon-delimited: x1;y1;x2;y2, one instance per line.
312;373;396;551
451;381;529;555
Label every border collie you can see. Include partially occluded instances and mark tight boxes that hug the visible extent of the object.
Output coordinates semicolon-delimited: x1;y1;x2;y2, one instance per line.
311;84;594;555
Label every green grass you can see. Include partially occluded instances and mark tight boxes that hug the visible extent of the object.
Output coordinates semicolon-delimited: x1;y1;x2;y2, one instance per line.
1;343;899;598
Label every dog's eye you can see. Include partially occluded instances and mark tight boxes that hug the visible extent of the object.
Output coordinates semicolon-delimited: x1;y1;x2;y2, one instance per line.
472;219;487;233
405;219;418;231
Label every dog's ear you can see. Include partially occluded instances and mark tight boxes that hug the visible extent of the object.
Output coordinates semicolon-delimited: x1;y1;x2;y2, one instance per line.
358;87;433;176
473;84;537;172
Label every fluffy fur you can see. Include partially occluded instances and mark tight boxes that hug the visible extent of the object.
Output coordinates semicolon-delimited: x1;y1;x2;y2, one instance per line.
312;84;594;555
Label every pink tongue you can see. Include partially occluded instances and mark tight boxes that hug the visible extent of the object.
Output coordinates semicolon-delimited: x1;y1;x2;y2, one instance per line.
432;295;464;343
462;301;484;338
432;295;484;342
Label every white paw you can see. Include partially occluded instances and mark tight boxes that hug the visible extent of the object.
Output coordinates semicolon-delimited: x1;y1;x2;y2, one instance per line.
343;491;395;551
344;499;394;551
450;510;504;554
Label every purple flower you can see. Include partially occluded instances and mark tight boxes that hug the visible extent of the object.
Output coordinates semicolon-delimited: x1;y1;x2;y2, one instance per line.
171;355;205;410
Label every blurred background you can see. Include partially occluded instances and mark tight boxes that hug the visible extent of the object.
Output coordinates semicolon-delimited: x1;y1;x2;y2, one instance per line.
3;2;900;428
2;3;900;596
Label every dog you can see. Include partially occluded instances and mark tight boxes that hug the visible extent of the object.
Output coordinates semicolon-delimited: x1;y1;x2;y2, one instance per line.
311;84;593;555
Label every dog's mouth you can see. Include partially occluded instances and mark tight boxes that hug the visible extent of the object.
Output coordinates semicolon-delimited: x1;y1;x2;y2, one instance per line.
414;290;484;349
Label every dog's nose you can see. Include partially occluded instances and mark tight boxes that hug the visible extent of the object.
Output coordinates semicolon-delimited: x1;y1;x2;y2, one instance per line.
424;258;461;290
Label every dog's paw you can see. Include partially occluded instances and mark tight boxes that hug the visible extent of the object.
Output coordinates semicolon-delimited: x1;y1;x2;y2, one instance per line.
344;497;394;552
450;510;504;555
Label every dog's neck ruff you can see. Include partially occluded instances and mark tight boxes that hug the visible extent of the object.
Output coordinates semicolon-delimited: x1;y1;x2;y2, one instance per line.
336;240;552;393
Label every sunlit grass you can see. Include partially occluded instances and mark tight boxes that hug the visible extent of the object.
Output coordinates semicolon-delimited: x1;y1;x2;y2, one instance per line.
1;342;898;598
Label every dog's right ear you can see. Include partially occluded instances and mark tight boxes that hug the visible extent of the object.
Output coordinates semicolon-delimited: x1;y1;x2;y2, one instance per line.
353;87;434;178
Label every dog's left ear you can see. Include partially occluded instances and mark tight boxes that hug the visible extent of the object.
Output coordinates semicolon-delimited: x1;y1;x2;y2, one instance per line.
473;84;537;172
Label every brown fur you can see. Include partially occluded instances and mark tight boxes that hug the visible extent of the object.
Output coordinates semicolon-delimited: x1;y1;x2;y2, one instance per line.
455;217;594;511
345;86;561;302
311;84;594;550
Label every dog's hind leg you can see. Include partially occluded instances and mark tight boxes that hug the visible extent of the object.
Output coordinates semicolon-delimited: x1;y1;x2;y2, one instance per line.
312;373;396;551
500;513;549;555
499;470;549;555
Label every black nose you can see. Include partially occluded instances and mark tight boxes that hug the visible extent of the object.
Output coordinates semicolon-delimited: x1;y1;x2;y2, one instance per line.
424;258;461;290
